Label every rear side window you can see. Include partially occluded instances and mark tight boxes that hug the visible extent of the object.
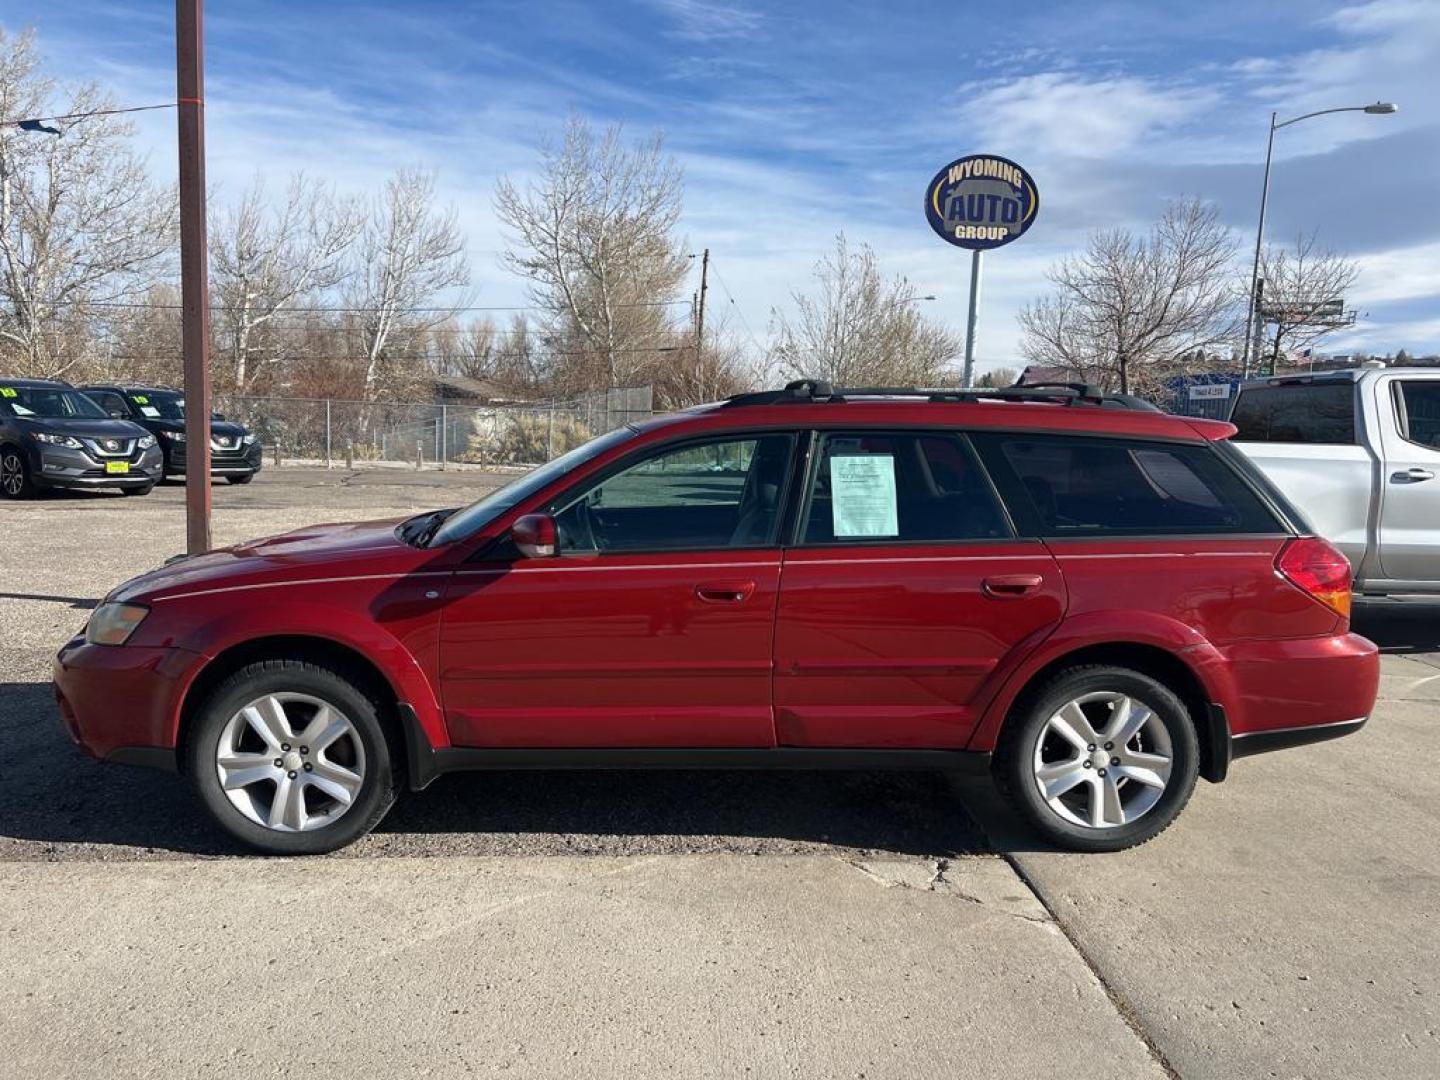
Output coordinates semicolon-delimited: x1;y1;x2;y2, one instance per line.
1395;381;1440;450
1230;382;1355;444
974;434;1283;537
799;431;1010;544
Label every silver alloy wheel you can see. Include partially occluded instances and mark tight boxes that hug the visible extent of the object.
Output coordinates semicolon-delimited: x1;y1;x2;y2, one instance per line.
1031;691;1174;830
215;692;366;833
1;452;23;496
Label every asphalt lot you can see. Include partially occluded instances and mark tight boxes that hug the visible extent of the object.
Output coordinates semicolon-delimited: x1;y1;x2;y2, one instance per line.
1;467;1437;1078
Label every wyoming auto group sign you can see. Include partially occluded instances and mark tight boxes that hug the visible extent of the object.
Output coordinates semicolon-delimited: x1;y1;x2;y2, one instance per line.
924;154;1039;250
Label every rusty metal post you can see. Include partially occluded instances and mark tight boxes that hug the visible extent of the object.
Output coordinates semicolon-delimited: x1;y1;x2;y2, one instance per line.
177;0;212;553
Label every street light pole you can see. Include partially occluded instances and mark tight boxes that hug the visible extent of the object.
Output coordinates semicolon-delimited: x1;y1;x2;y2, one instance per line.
1240;101;1397;378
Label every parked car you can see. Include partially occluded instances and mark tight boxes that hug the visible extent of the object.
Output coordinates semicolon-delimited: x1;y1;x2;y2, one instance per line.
80;384;263;484
54;380;1378;855
1230;365;1440;595
1;377;162;499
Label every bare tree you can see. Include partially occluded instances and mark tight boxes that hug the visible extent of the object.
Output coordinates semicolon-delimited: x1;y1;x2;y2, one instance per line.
0;30;174;377
1019;198;1239;395
494;115;689;391
770;234;960;387
211;173;361;392
654;313;756;408
1254;233;1360;371
349;168;468;400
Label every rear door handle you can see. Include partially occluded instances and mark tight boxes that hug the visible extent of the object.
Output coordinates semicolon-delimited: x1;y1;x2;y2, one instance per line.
695;581;756;604
982;573;1044;598
1391;468;1435;483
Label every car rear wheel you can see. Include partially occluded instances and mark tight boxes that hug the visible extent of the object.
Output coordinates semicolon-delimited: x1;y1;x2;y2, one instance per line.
186;660;400;855
226;472;254;485
996;665;1198;852
1;448;36;499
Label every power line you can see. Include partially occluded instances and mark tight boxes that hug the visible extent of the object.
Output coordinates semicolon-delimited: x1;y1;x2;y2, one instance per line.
4;102;178;130
706;259;767;358
64;298;691;314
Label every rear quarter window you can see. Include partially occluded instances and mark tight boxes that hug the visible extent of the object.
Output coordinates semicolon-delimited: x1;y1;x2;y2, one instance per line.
1230;382;1356;444
973;433;1284;537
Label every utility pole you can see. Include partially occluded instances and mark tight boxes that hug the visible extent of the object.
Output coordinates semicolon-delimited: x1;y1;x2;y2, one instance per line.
695;248;710;365
176;0;212;554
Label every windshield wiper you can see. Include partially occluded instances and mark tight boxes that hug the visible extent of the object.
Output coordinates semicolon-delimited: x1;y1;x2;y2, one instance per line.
412;508;457;548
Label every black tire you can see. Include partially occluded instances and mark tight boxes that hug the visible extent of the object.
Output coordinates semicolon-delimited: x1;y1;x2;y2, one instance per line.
185;659;400;855
995;665;1199;853
0;446;36;499
226;472;255;485
122;483;155;497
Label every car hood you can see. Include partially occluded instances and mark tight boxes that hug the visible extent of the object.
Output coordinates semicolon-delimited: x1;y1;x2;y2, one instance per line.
109;516;428;604
147;418;249;438
17;416;150;440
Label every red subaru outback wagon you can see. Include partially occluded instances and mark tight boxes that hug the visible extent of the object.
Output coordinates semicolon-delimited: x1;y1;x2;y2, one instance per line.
54;382;1379;855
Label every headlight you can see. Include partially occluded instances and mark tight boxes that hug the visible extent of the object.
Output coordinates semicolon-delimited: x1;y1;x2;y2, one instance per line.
241;434;256;446
138;435;156;449
85;602;150;646
164;431;186;443
32;432;83;448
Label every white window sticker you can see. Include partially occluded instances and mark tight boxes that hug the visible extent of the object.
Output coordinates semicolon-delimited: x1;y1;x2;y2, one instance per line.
140;406;160;418
830;455;898;537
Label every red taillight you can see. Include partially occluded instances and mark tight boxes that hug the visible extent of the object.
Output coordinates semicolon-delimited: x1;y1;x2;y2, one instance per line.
1276;536;1352;619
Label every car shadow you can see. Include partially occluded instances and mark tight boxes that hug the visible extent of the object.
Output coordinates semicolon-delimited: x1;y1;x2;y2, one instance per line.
1;681;993;859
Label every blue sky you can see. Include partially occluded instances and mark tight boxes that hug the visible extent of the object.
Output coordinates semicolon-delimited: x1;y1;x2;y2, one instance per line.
10;0;1440;369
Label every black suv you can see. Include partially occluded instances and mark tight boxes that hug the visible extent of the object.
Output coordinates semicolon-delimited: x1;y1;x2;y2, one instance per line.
80;384;263;484
0;378;163;498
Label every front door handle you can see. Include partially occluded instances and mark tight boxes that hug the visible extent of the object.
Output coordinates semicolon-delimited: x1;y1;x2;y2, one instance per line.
695;581;756;604
1391;468;1435;483
982;573;1044;599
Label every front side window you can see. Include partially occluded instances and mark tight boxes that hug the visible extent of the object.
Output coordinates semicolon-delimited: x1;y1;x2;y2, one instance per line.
798;431;1009;545
1230;382;1355;444
1395;381;1440;450
979;434;1281;537
553;433;795;552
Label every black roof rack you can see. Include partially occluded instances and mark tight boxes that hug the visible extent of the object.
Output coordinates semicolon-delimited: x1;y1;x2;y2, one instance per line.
720;379;1159;411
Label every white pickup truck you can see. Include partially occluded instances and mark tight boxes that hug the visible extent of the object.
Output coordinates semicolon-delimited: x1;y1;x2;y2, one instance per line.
1230;366;1440;596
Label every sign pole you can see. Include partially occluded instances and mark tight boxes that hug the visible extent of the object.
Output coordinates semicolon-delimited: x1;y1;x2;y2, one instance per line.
177;0;212;554
962;248;983;388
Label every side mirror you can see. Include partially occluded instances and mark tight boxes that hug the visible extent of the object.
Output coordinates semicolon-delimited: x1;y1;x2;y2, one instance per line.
512;513;558;558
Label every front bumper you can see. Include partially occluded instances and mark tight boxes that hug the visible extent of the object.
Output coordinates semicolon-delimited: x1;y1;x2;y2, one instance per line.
162;440;263;476
53;635;203;763
35;444;163;490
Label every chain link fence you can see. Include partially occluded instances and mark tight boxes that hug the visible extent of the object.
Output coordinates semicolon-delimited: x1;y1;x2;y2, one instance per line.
215;386;653;468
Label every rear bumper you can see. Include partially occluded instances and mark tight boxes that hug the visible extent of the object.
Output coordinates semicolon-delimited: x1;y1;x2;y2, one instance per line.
1231;715;1368;759
1208;631;1379;739
53;636;203;762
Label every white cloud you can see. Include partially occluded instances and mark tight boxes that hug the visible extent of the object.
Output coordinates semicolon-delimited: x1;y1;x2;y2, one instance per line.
961;72;1216;159
643;0;763;41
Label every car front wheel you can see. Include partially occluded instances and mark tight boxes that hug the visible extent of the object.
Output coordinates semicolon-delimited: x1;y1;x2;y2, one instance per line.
186;660;400;854
1;447;36;499
225;472;254;485
996;665;1199;852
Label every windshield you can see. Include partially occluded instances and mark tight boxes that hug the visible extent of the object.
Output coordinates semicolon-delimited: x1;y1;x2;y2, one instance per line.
429;426;638;546
128;390;185;421
0;384;109;420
